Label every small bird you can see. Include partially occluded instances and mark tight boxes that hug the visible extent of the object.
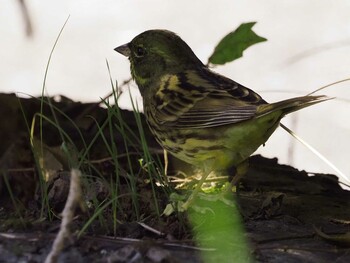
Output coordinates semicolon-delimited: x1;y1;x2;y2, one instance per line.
115;29;328;208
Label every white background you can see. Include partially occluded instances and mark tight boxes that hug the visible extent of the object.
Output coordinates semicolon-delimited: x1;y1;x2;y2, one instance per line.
1;0;350;184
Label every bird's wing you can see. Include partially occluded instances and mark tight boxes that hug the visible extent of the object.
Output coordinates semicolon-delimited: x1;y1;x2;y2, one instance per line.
151;70;267;129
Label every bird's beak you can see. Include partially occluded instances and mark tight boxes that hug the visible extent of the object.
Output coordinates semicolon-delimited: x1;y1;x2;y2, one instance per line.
114;43;131;57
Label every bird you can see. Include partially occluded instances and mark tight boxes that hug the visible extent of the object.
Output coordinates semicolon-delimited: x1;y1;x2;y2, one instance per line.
114;29;328;209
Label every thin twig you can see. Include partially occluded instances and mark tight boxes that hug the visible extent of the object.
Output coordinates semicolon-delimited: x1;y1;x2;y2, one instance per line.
44;169;84;263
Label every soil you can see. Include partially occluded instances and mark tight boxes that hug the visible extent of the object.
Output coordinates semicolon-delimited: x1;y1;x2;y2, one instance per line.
0;93;349;263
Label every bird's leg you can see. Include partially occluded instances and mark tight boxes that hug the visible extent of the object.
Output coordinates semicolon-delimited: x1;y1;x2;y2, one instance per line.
230;160;249;186
224;160;249;196
163;149;169;184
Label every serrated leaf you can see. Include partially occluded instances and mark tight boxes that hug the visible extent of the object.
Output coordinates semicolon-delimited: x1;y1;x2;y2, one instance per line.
208;22;267;65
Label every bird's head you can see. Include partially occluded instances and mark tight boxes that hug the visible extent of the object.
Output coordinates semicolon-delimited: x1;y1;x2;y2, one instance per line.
115;30;204;90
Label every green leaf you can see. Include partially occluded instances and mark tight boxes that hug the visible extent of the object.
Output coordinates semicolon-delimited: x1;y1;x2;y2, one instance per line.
208;22;267;65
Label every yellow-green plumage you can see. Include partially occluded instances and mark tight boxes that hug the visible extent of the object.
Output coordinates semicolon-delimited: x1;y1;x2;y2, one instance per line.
115;29;328;177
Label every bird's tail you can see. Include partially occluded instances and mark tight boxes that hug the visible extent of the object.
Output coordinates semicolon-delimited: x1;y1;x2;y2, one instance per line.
257;95;331;117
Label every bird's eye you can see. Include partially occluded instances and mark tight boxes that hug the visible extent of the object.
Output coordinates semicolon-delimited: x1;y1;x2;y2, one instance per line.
135;46;146;57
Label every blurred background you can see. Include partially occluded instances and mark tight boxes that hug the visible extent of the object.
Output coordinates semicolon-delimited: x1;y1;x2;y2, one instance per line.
1;0;350;184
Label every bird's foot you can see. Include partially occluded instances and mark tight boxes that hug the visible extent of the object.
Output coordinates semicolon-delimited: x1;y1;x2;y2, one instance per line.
163;183;236;215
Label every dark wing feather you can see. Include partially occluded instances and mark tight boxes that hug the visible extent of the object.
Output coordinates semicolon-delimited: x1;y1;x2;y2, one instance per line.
173;104;258;128
152;69;267;129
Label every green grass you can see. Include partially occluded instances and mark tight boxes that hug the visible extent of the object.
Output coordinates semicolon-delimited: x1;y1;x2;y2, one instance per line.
15;80;171;235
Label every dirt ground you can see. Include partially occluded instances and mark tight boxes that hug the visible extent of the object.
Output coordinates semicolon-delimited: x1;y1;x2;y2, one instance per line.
1;93;349;263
